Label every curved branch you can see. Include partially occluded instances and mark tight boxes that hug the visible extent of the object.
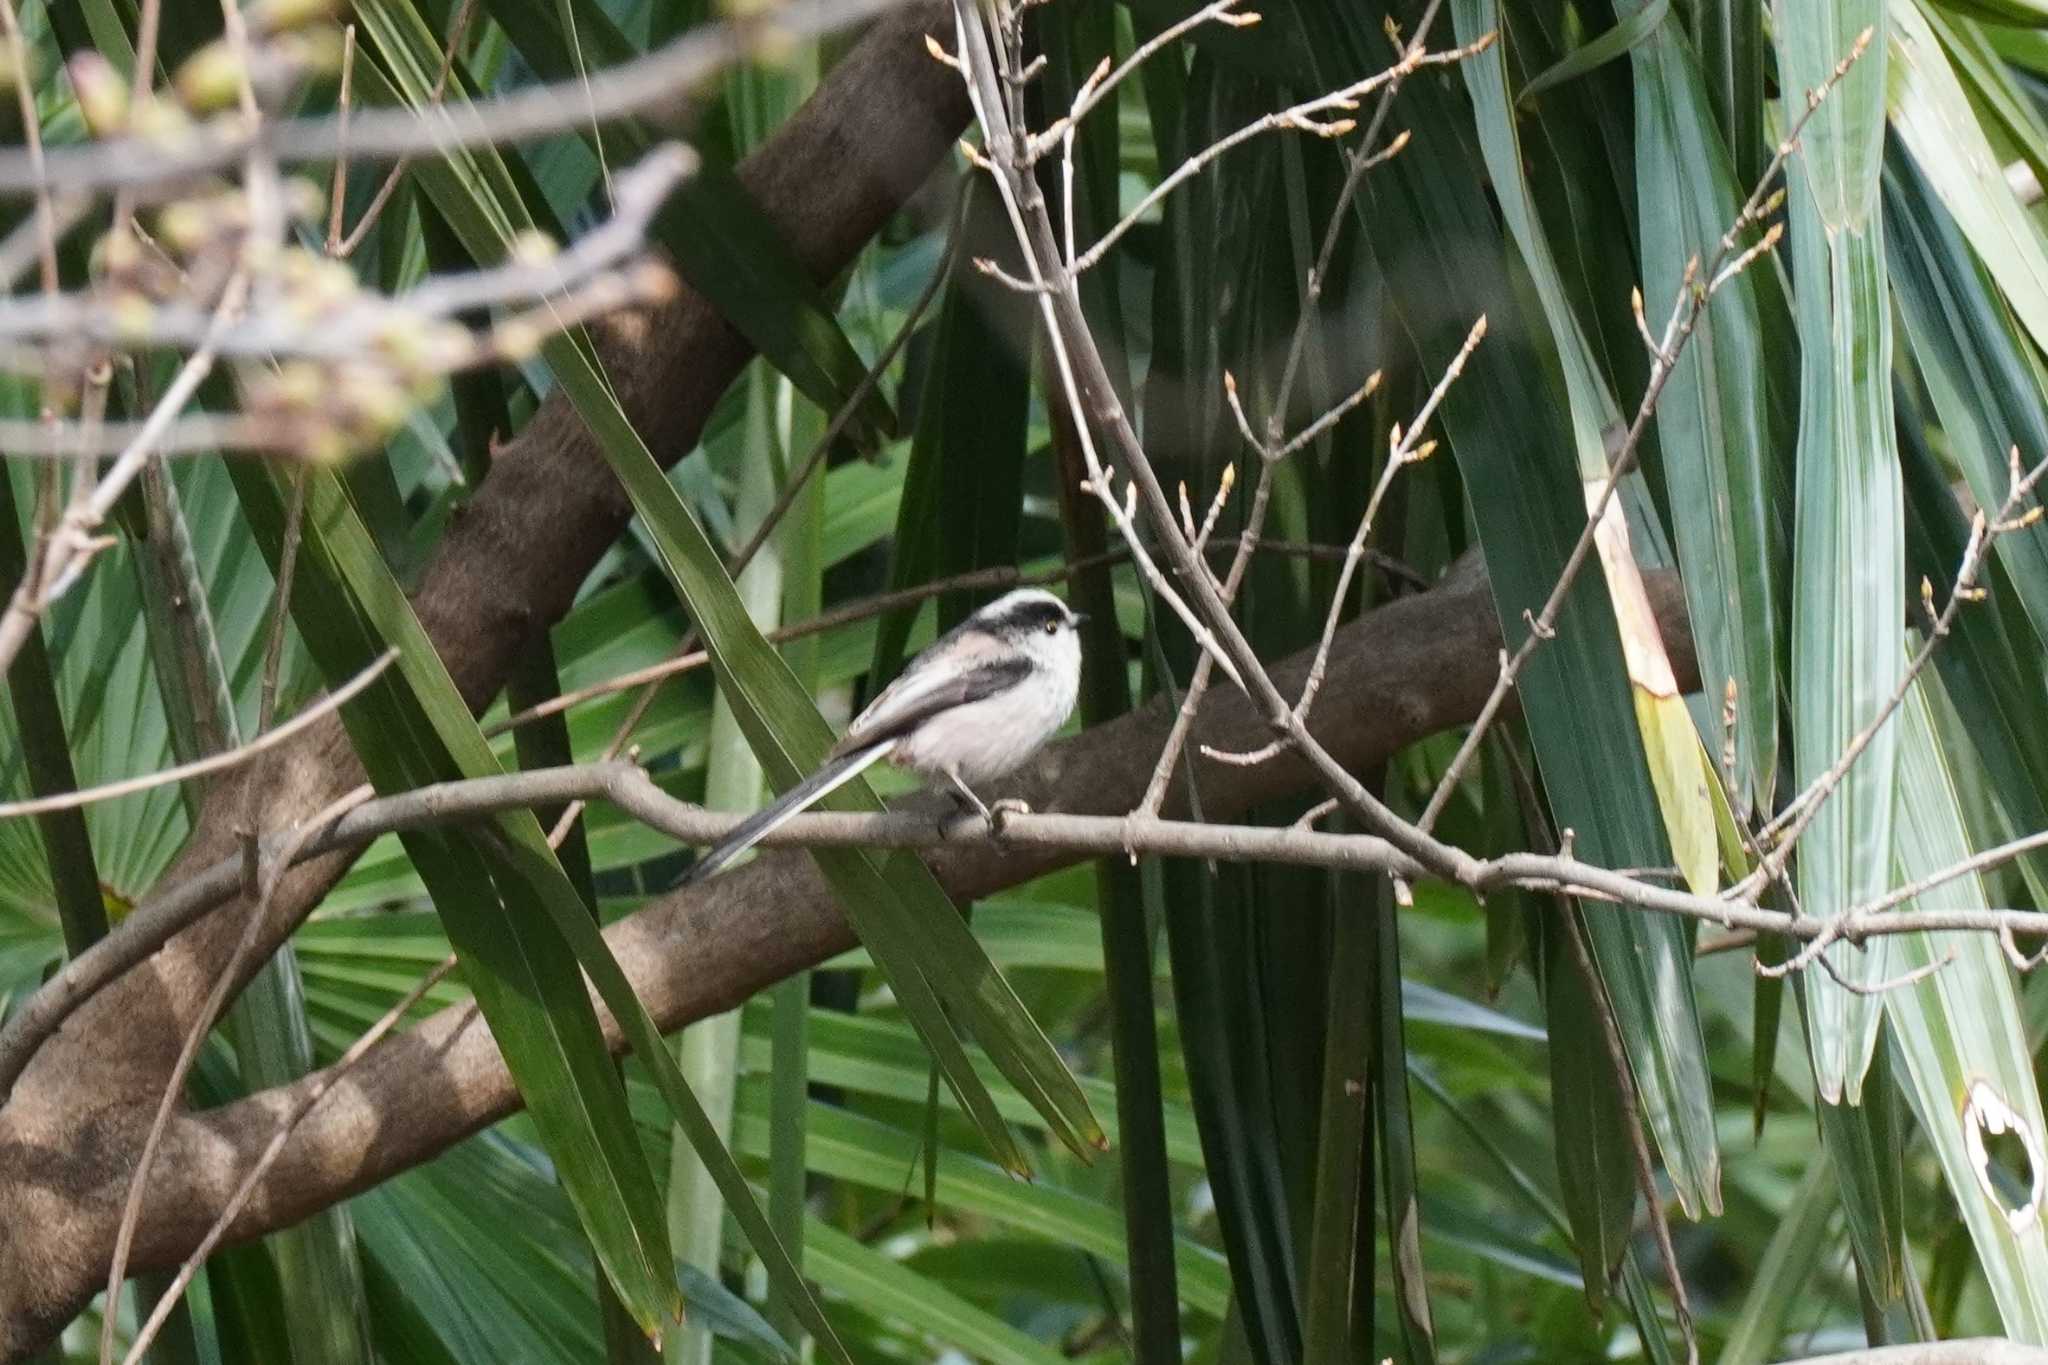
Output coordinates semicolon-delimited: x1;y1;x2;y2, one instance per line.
0;8;970;1354
0;555;1696;1355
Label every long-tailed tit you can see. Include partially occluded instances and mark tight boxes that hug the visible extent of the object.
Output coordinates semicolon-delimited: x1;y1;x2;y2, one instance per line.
681;587;1086;883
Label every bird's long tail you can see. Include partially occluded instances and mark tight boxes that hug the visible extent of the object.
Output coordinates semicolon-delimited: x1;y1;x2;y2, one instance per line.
680;739;896;885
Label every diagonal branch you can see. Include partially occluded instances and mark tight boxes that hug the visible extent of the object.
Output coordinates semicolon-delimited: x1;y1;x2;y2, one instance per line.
0;549;1670;1353
0;12;973;1352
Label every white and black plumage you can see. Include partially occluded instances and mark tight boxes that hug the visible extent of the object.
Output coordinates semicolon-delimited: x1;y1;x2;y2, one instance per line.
680;587;1085;884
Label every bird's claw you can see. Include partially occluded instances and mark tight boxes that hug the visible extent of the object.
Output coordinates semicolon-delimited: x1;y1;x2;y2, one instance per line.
988;797;1032;841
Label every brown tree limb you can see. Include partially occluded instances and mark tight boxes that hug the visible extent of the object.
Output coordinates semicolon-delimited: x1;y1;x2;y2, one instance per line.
0;554;1696;1356
0;8;968;1354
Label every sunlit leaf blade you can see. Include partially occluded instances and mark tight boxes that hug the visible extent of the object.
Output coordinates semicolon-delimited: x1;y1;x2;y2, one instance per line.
1778;0;1903;1093
728;1095;1234;1318
1626;2;1781;820
1884;682;2048;1340
1779;0;1886;229
225;463;681;1342
350;0;1101;1169
1923;9;2048;195
799;1219;1067;1365
1928;0;2048;27
1446;0;1720;1215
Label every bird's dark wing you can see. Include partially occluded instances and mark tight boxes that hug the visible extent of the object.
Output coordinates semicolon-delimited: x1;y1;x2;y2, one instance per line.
832;654;1032;755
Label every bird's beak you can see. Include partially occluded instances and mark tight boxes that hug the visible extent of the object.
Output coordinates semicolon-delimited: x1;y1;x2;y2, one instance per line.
1071;611;1090;625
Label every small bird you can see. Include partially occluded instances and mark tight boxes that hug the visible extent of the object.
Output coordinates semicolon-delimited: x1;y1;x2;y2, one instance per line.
681;587;1086;883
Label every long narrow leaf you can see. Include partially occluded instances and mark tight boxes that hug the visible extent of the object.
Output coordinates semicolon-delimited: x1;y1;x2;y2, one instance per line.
1777;0;1902;1097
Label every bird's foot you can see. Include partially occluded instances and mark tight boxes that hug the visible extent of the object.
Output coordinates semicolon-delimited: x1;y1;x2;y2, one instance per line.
937;783;990;837
987;797;1032;841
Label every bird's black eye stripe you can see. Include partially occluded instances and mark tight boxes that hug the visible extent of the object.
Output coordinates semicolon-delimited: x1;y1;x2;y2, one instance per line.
978;597;1073;635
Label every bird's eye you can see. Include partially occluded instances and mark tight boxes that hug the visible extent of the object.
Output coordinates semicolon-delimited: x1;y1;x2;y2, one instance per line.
1043;619;1060;636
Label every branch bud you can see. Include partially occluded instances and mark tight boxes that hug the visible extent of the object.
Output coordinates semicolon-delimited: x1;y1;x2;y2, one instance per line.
68;53;129;136
175;41;246;114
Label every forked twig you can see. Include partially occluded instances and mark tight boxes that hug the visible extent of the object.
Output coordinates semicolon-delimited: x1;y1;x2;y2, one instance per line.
1743;447;2048;896
1414;30;1871;832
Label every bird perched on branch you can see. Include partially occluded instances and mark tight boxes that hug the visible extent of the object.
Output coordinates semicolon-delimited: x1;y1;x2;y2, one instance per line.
681;587;1086;883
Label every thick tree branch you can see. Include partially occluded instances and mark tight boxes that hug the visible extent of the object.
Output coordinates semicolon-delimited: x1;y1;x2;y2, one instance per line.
0;555;1696;1355
0;8;968;1354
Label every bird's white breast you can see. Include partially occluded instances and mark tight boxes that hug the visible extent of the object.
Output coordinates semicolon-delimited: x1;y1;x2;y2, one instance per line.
894;632;1079;786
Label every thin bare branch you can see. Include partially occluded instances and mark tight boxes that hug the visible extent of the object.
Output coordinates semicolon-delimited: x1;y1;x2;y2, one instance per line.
1414;32;1867;831
331;0;481;259
1067;28;1495;273
0;0;905;195
135;953;459;1355
109;783;373;1365
1744;450;2048;895
21;745;2048;1107
1203;317;1478;768
0;649;396;818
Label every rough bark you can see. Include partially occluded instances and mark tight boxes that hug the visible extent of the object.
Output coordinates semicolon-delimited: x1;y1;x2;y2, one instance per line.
0;550;1699;1355
0;8;967;1354
0;6;1706;1354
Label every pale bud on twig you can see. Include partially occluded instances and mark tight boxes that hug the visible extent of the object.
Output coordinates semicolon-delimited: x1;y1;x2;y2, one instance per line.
1721;678;1739;784
68;53;129;136
924;34;962;71
1076;53;1112;100
508;230;558;266
250;0;340;35
175;41;246;114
